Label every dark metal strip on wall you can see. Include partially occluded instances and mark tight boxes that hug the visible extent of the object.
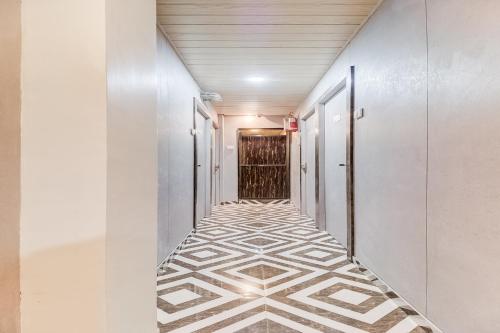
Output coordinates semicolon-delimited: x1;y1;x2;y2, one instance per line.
346;66;356;261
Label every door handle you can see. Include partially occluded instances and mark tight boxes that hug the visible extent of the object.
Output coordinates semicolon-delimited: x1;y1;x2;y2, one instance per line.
338;163;347;167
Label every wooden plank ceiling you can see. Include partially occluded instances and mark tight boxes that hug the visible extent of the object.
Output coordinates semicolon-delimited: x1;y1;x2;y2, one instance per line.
157;0;378;116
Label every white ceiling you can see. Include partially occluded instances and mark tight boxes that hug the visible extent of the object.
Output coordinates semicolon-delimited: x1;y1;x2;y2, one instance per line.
157;0;379;115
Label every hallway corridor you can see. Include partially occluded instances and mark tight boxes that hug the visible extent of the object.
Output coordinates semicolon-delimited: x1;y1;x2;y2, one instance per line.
4;1;500;332
157;202;433;332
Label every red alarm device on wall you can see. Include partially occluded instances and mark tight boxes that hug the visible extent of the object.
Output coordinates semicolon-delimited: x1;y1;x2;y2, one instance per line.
284;113;298;132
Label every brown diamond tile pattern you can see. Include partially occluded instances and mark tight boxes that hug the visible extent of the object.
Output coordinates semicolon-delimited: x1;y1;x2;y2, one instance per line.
239;264;287;280
157;200;438;332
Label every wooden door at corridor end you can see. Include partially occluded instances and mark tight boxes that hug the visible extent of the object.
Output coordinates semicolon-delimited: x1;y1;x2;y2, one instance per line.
238;129;290;200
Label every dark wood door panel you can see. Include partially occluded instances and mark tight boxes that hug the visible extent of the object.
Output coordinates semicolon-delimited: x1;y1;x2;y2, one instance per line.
240;165;289;199
238;131;290;200
240;135;287;165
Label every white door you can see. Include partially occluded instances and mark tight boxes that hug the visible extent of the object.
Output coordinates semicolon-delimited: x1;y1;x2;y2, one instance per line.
302;112;317;219
324;88;348;247
212;129;217;207
206;126;214;215
195;111;208;224
300;124;307;213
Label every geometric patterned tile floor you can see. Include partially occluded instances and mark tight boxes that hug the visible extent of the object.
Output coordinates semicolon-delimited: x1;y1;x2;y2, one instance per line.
157;201;437;333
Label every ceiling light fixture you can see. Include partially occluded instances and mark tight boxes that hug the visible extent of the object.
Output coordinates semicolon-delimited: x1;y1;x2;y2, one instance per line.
246;76;267;84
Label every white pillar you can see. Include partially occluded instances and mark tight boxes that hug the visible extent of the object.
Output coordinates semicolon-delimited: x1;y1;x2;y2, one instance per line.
105;0;158;331
20;0;157;332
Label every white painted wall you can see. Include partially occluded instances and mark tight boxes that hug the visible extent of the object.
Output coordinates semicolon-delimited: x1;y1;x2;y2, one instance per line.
426;1;500;332
20;1;157;332
296;0;428;311
21;1;108;331
293;0;500;331
156;30;218;264
349;0;428;312
221;115;284;202
105;0;157;332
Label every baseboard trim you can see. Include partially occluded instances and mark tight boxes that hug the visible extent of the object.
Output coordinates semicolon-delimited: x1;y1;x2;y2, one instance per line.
157;229;195;272
352;256;442;333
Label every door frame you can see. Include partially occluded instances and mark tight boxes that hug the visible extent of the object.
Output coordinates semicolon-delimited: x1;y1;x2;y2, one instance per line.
193;97;214;227
237;128;290;201
305;66;356;260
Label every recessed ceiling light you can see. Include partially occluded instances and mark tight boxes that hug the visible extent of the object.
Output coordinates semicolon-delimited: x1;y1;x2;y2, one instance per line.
246;76;267;83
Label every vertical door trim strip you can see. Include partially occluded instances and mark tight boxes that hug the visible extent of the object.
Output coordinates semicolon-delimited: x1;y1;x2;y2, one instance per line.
192;98;197;228
346;66;356;261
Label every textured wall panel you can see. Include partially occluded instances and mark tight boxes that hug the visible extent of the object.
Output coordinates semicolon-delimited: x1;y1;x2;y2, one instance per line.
427;1;500;332
295;0;428;314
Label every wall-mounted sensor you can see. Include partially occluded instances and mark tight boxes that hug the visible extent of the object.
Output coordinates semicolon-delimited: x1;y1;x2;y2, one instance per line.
201;92;223;103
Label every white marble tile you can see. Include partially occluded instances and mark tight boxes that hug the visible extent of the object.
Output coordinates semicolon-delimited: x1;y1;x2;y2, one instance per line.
291;229;314;235
213;311;324;333
191;250;218;258
329;289;371;305
160;289;201;305
158;201;436;333
288;276;397;324
226;259;301;285
207;229;227;235
157;277;240;324
306;250;332;258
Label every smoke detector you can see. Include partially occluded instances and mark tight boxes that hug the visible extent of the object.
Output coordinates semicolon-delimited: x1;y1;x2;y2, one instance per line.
201;92;223;103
